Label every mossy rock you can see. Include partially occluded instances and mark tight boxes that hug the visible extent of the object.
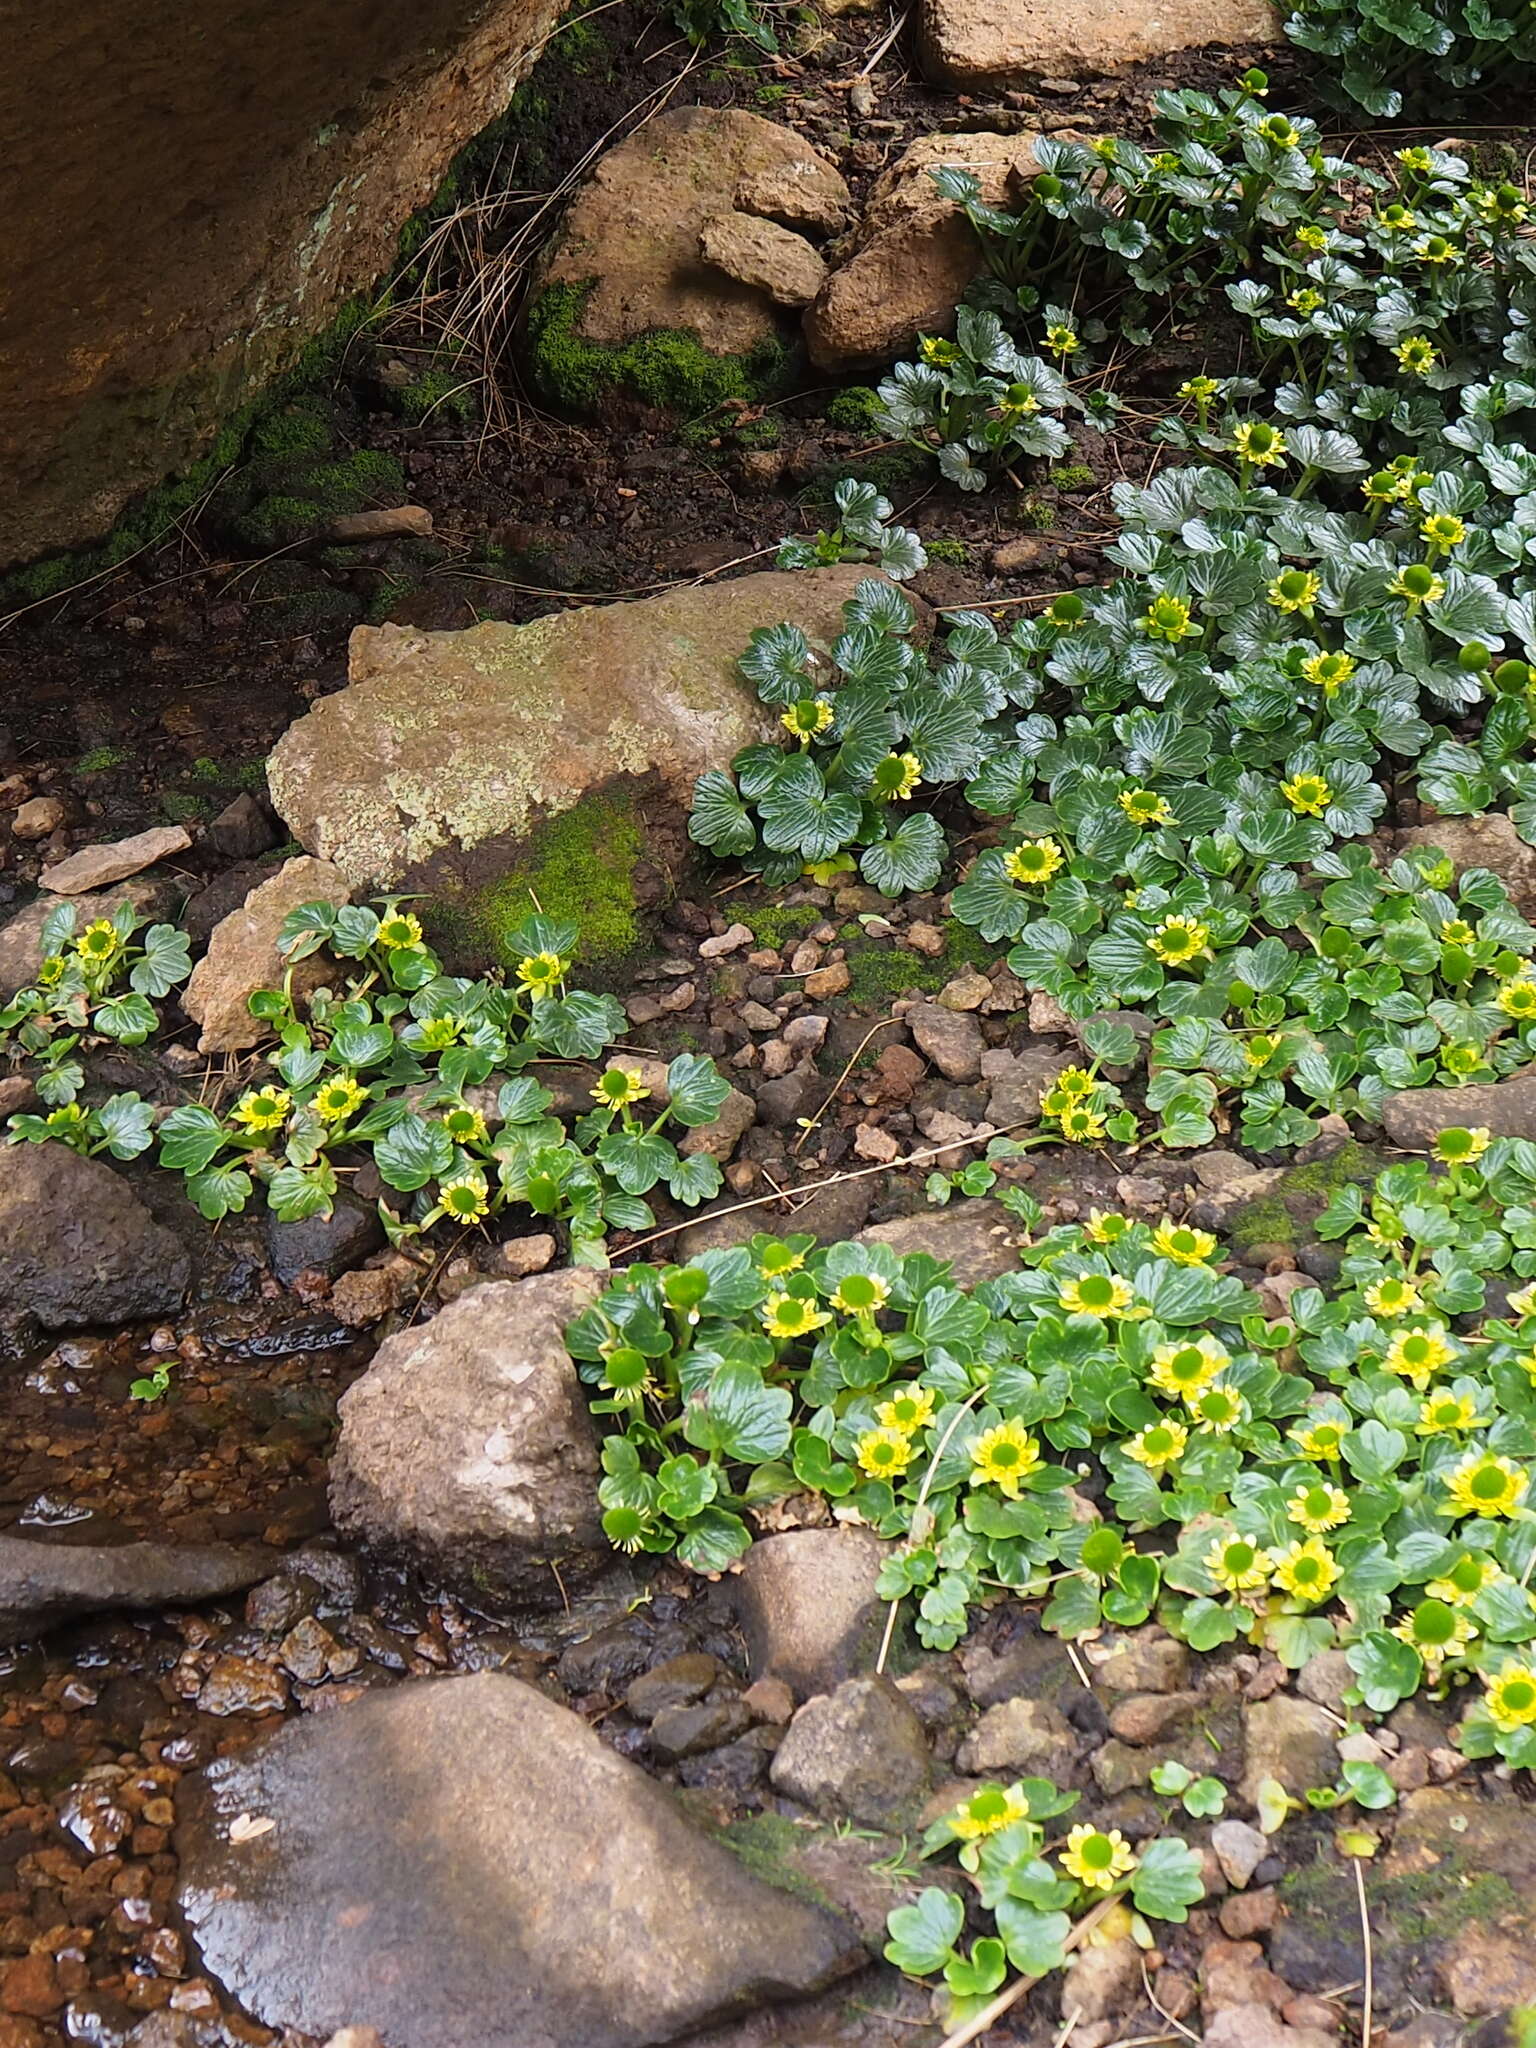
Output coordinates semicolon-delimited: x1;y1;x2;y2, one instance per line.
525;281;794;419
1227;1138;1385;1256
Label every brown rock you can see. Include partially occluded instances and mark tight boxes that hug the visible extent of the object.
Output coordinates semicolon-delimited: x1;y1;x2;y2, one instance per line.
677;1084;756;1161
735;159;851;236
803;959;849;998
1108;1690;1199;1746
329;1262;417;1327
1443;1930;1536;2016
0;1957;61;2020
700;212;827;308
10;797;65;840
806;210;980;372
4;0;563;568
534;107;842;367
1219;1889;1279;1939
1063;1937;1141;2024
918;0;1280;86
40;824;192;894
735;1527;890;1698
182;855;350;1053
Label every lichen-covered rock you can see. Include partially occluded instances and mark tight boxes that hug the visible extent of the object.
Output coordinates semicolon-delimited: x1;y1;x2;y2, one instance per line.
266;566;879;889
528;107;845;405
859;1199;1021;1287
182;856;350;1054
176;1674;864;2048
918;0;1279;86
700;211;827;307
0;1143;191;1330
328;1269;609;1608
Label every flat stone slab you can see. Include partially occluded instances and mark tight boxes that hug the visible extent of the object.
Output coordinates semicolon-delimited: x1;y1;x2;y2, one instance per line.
919;0;1279;84
0;1535;277;1645
266;566;877;888
40;825;192;895
177;1673;865;2048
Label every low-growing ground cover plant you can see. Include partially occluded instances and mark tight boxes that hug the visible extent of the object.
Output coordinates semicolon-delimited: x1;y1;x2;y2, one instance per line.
1;897;732;1266
1284;0;1536;115
566;1142;1536;1767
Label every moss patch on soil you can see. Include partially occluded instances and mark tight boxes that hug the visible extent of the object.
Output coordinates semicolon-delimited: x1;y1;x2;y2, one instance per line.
427;790;647;976
1228;1139;1385;1255
845;925;997;1006
524;280;795;418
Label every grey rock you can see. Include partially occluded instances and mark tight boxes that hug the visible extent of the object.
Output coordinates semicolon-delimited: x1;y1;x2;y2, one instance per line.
1381;1068;1536;1148
177;1673;864;2048
0;1142;190;1329
329;1269;609;1609
624;1652;721;1721
266;1189;384;1284
956;1697;1078;1779
770;1675;931;1827
1091;1629;1189;1694
649;1698;753;1760
1296;1649;1354;1716
1210;1818;1269;1889
859;1198;1021;1287
1240;1695;1338;1809
208;791;279;862
755;1064;821;1128
908;1001;985;1082
736;1528;889;1700
0;1534;275;1645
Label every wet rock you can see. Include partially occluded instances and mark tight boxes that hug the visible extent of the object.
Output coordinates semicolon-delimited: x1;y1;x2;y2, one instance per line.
40;824;192;895
700;212;827;307
329;1259;417;1327
735;1528;889;1699
859;1199;1021;1287
805;131;1045;371
266;1189;384;1285
624;1653;721;1721
329;1269;609;1609
956;1697;1078;1779
268;568;882;891
736;159;850;236
648;1699;753;1761
908;1001;985;1082
177;1673;864;2047
770;1675;931;1827
196;1654;291;1716
533;107;846;375
1240;1696;1337;1809
0;1143;190;1330
918;0;1279;85
182;856;351;1054
1381;1069;1536;1148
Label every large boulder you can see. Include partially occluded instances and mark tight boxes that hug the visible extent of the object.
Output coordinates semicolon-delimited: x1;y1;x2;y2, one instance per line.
1380;1069;1536;1150
5;0;562;567
918;0;1279;87
265;566;876;890
527;107;848;403
0;1142;191;1329
181;855;350;1054
0;1535;276;1645
176;1673;865;2047
805;131;1045;372
328;1268;609;1609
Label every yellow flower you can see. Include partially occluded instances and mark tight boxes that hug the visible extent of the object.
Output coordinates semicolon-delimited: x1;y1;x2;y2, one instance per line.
1051;1066;1098;1102
1178;374;1222;404
1394;335;1439;377
1485;1665;1536;1732
1207;1534;1273;1592
1421;512;1467;550
1294;223;1328;251
1060;1825;1137;1891
1377;203;1417;233
1291;1419;1346;1461
439;1177;489;1224
439;1104;488;1146
1428;1554;1502;1607
1272;1538;1341;1604
1433;1126;1491;1165
377;911;423;950
1045;323;1081;357
761;1292;833;1340
1058;1272;1135;1318
1364;1275;1421;1318
1444;1453;1529;1519
592;1065;651;1110
781;698;834;741
1267;569;1321;615
1417;1391;1483;1437
313;1073;367;1124
1303;649;1356;694
1188;1383;1245;1433
1281;770;1332;817
1230;420;1288;468
1439;920;1477;948
855;1427;915;1480
1496;978;1536;1020
229;1086;292;1134
1084;1209;1132;1244
1003;837;1065;887
1288;286;1324;314
757;1239;807;1279
1126;1419;1189;1470
831;1272;891;1317
1392;1599;1476;1676
1150;1335;1230;1399
1118;788;1175;828
1148;916;1210;967
1390;564;1447;607
1508;1282;1536;1319
1140;593;1199;642
1057;1105;1107;1142
877;1385;936;1435
1152;1221;1218;1266
1287;1481;1351;1534
871;752;923;802
1414;233;1461;266
516;950;569;998
1381;1324;1456;1390
949;1783;1031;1841
75;920;121;965
969;1419;1042;1498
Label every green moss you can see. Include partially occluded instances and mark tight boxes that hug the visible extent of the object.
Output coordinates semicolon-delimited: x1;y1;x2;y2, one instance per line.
755;81;791;105
525;280;795;418
803;444;931;503
713;1813;836;1911
745;901;822;950
365;576;420;624
1227;1193;1297;1255
1017;493;1058;531
925;536;972;565
249;402;334;461
823;385;882;431
189;757;223;783
1280;1139;1379;1195
232;761;269;793
845;925;998;1006
430;791;647;976
160;793;210;825
1049;462;1096;490
1281;1853;1516;1947
397;365;478;425
74;746;133;774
